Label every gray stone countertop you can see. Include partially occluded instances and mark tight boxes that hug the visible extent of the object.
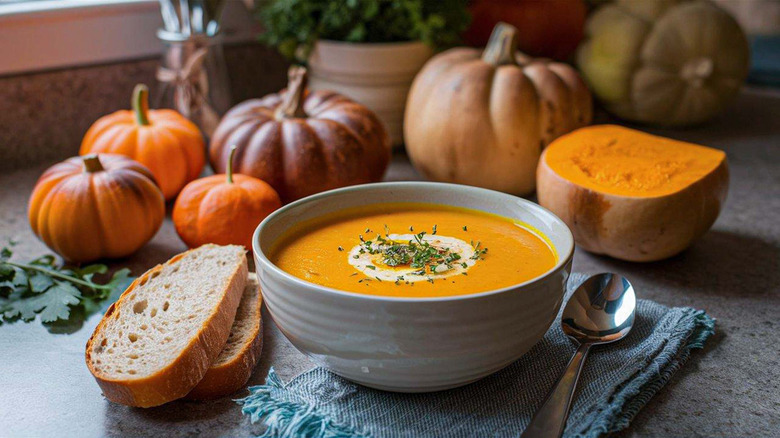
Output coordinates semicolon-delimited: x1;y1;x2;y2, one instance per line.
1;89;778;437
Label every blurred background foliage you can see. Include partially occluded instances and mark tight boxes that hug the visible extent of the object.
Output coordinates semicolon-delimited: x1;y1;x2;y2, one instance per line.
257;0;471;61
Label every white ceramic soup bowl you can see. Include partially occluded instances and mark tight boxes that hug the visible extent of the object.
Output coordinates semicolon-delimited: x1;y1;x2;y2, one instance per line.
253;182;574;392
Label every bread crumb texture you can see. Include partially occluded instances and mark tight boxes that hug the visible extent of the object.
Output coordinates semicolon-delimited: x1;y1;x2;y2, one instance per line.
88;245;245;379
211;277;260;367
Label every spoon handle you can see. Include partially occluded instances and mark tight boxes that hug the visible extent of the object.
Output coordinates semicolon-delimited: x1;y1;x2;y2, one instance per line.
521;343;592;438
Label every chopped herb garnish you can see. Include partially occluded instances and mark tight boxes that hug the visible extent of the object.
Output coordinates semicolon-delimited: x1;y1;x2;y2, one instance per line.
350;227;487;282
365;228;371;233
409;226;414;232
338;246;344;252
470;241;488;260
463;226;467;231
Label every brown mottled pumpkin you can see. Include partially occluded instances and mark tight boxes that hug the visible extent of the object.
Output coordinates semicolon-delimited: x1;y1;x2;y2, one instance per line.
405;22;592;196
209;66;390;203
28;154;165;263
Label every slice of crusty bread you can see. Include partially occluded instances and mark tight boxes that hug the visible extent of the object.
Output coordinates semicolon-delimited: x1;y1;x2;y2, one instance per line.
185;273;263;400
85;244;248;407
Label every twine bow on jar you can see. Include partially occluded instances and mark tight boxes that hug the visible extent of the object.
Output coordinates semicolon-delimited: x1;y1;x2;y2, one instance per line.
156;46;221;136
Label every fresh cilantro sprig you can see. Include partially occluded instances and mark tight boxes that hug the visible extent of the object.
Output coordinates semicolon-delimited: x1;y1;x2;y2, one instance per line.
0;244;133;333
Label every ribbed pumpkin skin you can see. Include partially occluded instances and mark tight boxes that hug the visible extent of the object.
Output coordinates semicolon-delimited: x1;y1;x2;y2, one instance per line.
209;90;390;203
577;0;750;126
80;108;205;201
28;154;165;263
173;174;282;250
405;24;592;197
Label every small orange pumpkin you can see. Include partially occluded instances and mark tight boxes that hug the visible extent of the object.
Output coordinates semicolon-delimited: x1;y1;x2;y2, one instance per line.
173;146;282;250
29;154;165;263
80;84;206;201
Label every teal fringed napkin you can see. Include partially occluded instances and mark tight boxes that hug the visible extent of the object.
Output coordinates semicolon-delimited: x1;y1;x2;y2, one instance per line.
239;274;715;438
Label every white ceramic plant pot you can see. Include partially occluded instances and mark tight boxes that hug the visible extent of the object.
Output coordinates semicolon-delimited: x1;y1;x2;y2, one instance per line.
308;40;433;148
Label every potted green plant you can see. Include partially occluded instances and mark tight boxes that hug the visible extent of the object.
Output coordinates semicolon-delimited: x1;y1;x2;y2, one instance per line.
257;0;470;146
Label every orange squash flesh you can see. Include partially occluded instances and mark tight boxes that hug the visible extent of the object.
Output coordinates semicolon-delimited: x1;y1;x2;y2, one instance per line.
537;125;729;262
543;125;726;197
270;203;557;298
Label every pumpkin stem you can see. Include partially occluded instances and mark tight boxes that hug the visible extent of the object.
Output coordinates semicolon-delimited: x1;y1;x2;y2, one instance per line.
276;65;308;119
132;84;151;126
82;154;105;173
482;22;519;66
681;57;714;88
226;145;238;184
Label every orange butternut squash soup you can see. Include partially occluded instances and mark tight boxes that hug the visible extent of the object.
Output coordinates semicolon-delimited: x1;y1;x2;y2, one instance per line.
269;203;557;297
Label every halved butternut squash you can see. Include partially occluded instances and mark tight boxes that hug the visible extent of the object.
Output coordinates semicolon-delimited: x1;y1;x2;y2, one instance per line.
537;125;728;262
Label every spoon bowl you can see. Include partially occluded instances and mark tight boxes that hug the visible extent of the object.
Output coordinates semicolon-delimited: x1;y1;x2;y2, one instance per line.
522;273;637;438
562;273;636;344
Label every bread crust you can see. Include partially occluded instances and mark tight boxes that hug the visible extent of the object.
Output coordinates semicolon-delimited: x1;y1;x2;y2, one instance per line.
85;245;248;407
185;280;263;400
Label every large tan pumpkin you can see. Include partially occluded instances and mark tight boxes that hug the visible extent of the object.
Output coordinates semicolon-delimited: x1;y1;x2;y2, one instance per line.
404;22;592;196
537;125;729;262
210;66;390;203
577;0;750;126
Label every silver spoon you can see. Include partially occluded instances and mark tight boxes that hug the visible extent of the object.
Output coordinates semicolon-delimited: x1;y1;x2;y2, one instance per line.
522;273;636;438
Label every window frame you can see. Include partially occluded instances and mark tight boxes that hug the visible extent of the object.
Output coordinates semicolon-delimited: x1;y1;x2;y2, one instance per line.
0;0;258;76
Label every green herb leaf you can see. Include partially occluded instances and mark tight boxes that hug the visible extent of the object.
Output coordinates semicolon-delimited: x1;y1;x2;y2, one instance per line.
0;245;134;332
39;281;82;322
29;273;54;293
12;268;27;287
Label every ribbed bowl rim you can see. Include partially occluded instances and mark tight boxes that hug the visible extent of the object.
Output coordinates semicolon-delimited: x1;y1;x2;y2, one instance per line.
253;181;574;303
